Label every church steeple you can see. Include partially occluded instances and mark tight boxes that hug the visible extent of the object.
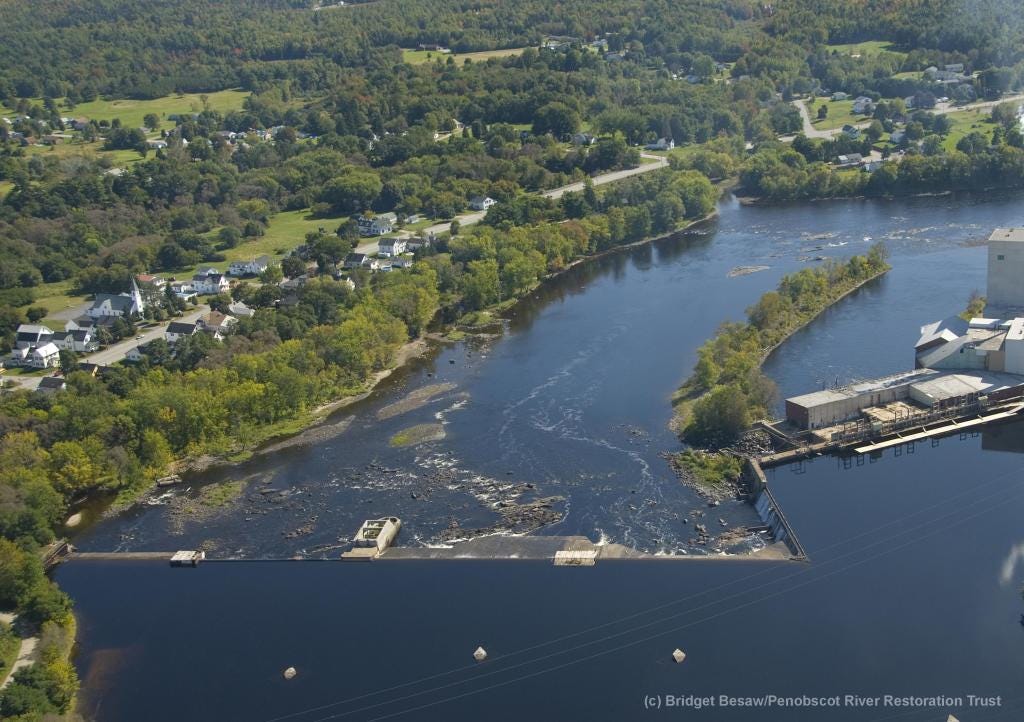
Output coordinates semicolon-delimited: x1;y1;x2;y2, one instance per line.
130;276;145;315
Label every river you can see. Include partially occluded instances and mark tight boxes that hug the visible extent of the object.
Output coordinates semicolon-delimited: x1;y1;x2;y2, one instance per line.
58;191;1024;720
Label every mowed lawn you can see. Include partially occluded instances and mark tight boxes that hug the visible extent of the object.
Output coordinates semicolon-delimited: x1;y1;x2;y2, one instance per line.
825;40;906;60
807;99;870;131
1;90;249;129
940;108;997;151
402;47;528;65
60;90;250;128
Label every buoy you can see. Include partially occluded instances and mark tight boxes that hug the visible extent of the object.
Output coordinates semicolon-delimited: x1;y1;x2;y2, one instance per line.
473;646;487;661
672;649;686;664
947;716;960;722
283;666;297;680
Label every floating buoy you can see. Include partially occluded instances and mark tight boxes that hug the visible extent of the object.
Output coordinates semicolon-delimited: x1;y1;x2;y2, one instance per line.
283;666;297;680
672;649;686;664
473;646;487;661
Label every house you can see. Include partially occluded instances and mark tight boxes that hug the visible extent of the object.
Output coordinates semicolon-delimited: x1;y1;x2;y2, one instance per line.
146;139;167;150
165;321;199;344
15;324;53;350
198;312;237;339
357;213;397;236
469;196;497;211
852;96;874;115
571;132;596;146
835;153;864;168
228;255;272;277
76;363;104;377
227;300;255;318
170;282;198;301
6;348;29;367
37;376;66;393
643;137;675;151
86;279;145;318
125;343;152;363
344;253;371;269
841;124;861;139
29;343;60;369
280;275;308;292
191;272;229;295
889;129;907;145
378;237;408;257
52;329;98;354
831;92;849;101
862;160;884;173
403;213;422;225
407;235;433;251
391;256;415;269
945;63;965;74
136;273;167;289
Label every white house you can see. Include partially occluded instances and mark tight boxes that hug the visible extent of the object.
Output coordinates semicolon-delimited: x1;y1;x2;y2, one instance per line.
125;343;151;363
170;282;198;301
831;92;849;101
29;342;60;369
852;96;875;115
86;279;145;319
198;312;237;339
643;138;675;151
378;237;407;257
165;321;199;344
191;272;230;295
357;213;397;236
469;196;497;211
52;329;99;354
227;300;255;318
228;255;272;277
15;324;53;350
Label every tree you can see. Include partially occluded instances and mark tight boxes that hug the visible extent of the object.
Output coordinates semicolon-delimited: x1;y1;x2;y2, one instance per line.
320;170;383;211
532;102;581;138
259;265;284;285
281;256;307;279
461;259;500;309
684;384;751;447
143;112;160;130
57;349;77;375
817;104;828;120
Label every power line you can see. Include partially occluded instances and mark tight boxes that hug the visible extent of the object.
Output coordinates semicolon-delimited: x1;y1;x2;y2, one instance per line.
268;459;1024;722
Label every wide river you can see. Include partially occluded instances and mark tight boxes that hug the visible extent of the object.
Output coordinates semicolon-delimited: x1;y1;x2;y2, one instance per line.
58;192;1024;720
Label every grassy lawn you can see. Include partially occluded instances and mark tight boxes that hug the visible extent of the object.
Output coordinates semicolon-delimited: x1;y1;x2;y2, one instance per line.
808;99;870;131
58;90;249;128
33;279;90;325
0;180;12;199
825;40;906;59
402;47;528;65
940;108;996;151
21;140;149;166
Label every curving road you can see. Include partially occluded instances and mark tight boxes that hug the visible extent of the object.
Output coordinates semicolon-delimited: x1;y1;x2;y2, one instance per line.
356;153;670;253
790;94;1024;141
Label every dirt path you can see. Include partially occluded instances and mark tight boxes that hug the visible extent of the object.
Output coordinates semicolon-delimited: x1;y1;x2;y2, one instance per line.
0;613;39;690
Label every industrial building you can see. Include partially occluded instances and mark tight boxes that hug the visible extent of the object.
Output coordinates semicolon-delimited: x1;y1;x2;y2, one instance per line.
986;228;1024;312
784;228;1024;431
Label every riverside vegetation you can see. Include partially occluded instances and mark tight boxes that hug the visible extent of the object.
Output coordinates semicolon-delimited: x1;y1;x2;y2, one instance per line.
1;0;1021;716
672;244;891;490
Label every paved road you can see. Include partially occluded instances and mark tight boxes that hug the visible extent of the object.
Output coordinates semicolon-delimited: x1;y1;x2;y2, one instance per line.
791;94;1024;141
84;306;207;366
355;153;670;254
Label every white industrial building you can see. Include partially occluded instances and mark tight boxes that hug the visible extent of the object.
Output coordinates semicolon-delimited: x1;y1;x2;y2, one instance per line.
987;228;1024;312
785;228;1024;431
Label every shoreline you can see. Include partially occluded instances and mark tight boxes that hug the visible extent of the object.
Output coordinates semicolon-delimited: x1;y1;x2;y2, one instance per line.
126;212;719;492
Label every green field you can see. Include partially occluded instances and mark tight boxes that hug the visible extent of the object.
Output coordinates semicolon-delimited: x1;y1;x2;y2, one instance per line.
60;90;249;128
403;47;528;65
807;99;867;130
940;108;996;151
1;90;249;129
825;40;906;59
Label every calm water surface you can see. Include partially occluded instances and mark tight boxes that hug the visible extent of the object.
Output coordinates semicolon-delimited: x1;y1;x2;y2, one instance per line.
58;192;1024;720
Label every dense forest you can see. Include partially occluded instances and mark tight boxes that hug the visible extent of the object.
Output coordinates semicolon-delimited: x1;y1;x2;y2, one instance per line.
1;0;1023;717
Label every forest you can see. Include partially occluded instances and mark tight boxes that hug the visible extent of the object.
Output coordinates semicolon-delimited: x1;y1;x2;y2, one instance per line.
1;0;1023;716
